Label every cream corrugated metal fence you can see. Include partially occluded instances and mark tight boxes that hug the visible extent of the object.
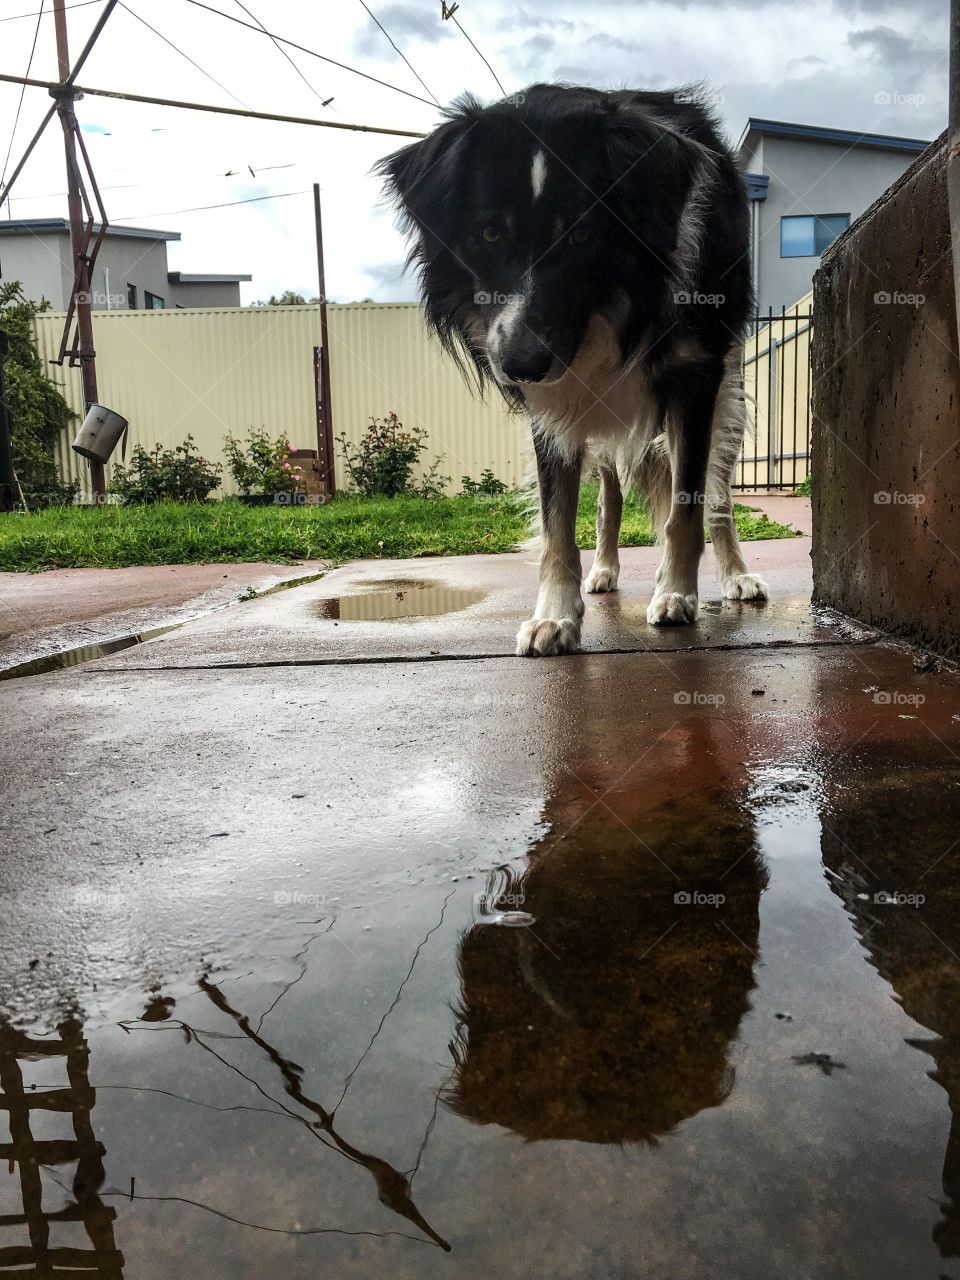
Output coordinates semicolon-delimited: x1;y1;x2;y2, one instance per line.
33;302;528;497
33;296;811;498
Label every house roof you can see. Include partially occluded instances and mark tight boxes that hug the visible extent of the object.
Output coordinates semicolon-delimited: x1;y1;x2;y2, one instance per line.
0;218;180;241
737;118;931;156
167;272;252;284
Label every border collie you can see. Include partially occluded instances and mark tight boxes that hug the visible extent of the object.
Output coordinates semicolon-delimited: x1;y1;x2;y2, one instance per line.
378;83;768;656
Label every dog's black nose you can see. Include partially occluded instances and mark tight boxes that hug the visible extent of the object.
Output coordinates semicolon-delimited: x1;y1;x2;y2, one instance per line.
500;343;554;384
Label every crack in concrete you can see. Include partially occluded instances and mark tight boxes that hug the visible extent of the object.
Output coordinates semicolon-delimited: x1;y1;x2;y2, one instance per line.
85;635;880;675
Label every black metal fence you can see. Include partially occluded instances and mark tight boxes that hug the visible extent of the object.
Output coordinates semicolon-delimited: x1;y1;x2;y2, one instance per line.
734;310;813;492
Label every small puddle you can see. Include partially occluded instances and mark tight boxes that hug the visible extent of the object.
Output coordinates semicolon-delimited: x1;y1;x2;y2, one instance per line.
313;582;485;621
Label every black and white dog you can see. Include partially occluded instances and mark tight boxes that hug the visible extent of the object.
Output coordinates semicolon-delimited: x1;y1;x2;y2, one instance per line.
378;83;767;656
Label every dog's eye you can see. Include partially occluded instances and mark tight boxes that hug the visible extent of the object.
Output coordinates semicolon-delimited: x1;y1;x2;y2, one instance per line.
481;226;500;243
569;226;590;245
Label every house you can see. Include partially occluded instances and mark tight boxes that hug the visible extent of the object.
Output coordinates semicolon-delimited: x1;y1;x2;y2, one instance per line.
737;119;930;315
0;219;251;309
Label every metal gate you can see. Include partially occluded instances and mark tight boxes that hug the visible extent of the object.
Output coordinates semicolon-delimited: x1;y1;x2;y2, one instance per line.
734;310;813;491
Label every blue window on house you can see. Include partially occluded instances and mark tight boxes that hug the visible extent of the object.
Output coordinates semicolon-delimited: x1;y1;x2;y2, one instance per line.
144;291;165;310
780;214;850;257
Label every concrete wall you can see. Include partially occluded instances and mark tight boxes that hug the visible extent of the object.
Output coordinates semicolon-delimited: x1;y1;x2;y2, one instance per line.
0;231;242;310
88;237;174;310
754;138;917;314
811;133;959;656
167;280;243;309
0;231;71;307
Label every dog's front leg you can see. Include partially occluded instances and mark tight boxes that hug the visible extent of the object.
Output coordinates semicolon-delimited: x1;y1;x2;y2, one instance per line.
647;366;720;626
516;430;584;657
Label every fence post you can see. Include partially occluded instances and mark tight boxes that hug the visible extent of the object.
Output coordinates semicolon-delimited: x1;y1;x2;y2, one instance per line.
766;329;779;489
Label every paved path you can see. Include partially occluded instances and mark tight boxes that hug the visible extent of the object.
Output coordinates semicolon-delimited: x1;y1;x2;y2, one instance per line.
0;560;325;671
2;532;960;1279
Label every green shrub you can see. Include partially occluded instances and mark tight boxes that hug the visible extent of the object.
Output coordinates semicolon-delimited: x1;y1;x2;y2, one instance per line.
461;469;508;497
337;413;448;498
223;428;303;495
0;281;78;508
111;436;221;503
795;473;812;496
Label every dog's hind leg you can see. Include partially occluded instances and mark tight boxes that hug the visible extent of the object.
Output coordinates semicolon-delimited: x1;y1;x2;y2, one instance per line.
585;463;622;593
706;360;768;602
646;363;720;626
516;428;584;657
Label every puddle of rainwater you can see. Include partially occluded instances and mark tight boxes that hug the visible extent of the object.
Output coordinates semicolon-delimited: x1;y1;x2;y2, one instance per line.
313;582;485;622
5;684;960;1278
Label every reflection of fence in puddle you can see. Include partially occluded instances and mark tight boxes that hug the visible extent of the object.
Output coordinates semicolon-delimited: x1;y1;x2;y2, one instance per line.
313;585;485;622
0;1019;124;1277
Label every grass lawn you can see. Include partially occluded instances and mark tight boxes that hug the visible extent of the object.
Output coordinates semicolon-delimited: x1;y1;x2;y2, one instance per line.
0;482;799;572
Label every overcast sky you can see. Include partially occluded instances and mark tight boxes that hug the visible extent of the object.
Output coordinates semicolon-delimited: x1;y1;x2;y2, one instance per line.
0;0;949;305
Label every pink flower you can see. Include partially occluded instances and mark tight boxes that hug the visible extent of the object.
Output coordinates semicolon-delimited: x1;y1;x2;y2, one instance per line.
283;462;291;469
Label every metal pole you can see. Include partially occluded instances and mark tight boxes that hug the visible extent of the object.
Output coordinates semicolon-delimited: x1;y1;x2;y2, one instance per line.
0;74;427;151
313;183;335;496
949;0;960;348
0;333;16;513
53;0;104;501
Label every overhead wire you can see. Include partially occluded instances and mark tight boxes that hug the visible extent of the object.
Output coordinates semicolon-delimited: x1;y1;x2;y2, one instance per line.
449;12;505;96
0;0;100;23
355;0;441;106
231;0;334;109
118;2;249;109
181;0;439;109
114;187;311;219
1;0;45;196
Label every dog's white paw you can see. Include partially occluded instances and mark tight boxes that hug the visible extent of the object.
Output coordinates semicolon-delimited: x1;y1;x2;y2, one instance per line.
515;617;581;657
646;591;699;626
722;572;768;601
584;563;619;593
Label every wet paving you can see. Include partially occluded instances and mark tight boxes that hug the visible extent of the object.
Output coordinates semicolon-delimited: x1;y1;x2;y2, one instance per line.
0;626;180;681
2;560;960;1278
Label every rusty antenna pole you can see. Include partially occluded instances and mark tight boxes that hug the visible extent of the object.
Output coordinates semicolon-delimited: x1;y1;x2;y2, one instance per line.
53;0;105;500
313;183;335;495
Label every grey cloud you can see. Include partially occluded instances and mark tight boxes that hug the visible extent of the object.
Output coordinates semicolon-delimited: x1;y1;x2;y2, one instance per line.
352;5;454;58
846;26;930;65
787;55;828;72
496;6;575;31
835;0;943;15
523;34;557;56
585;32;644;54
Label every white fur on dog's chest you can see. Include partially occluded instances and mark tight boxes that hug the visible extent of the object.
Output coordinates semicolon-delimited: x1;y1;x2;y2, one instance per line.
523;314;659;461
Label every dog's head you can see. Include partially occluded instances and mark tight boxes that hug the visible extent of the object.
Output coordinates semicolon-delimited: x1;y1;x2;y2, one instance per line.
377;84;714;392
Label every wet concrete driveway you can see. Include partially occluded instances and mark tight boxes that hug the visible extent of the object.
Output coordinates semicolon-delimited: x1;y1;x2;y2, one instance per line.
2;545;960;1279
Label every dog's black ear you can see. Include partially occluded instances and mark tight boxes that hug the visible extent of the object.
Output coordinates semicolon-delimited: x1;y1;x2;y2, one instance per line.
376;100;479;235
602;103;708;263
